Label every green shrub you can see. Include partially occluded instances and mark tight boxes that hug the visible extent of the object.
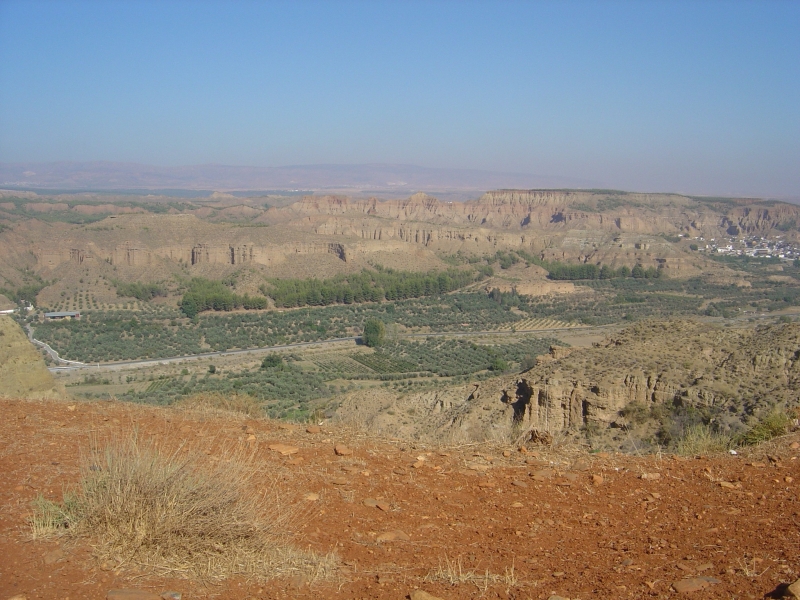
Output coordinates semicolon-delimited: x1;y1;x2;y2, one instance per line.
261;354;283;369
362;318;386;347
737;411;791;446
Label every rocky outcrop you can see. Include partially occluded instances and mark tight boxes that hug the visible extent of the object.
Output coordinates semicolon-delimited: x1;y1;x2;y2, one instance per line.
336;320;800;444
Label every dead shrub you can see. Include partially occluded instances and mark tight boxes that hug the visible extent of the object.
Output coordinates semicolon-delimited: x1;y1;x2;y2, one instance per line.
31;435;335;581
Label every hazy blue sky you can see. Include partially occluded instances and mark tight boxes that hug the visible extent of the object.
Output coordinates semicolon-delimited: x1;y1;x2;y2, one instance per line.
1;0;798;197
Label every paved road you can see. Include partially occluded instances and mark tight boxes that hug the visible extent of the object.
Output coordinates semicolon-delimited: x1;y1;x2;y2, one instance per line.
46;326;604;373
26;324;85;367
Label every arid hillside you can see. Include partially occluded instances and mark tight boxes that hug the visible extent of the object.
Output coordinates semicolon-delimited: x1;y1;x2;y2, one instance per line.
0;316;64;399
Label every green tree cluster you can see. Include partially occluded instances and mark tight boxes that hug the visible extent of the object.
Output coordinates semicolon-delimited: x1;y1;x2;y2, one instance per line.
115;281;167;301
179;278;267;317
261;267;478;308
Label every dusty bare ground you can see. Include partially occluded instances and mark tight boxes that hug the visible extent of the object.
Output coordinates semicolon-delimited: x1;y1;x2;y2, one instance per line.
1;397;799;600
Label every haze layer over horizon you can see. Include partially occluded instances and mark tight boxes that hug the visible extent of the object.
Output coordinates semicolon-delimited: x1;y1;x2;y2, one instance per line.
0;1;798;198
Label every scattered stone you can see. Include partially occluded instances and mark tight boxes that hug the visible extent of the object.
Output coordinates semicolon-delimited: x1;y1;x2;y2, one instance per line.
640;472;661;480
510;501;524;508
786;476;794;483
532;469;554;481
179;425;191;434
467;465;492;473
334;444;353;456
786;578;800;598
376;501;391;511
246;434;256;442
277;423;295;431
376;530;410;542
561;472;579;482
160;593;181;600
267;443;299;455
329;477;348;486
410;590;444;600
107;590;163;600
363;498;378;508
621;558;633;566
696;563;714;572
676;562;694;572
671;577;722;593
304;493;319;501
511;480;528;488
503;450;511;457
749;462;767;468
719;481;737;489
245;426;255;435
547;596;569;600
552;571;565;577
393;467;408;475
592;474;604;485
290;574;309;589
341;465;360;472
306;425;321;434
572;459;590;471
7;595;27;600
468;464;490;472
412;460;425;469
43;548;66;564
287;457;304;466
477;480;495;488
790;442;800;450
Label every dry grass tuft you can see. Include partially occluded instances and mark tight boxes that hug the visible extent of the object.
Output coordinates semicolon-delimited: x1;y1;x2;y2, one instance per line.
675;424;731;456
31;435;336;582
425;554;518;593
174;391;265;418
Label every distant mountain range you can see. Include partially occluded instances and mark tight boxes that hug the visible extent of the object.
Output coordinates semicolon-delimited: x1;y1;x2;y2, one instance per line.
0;161;595;195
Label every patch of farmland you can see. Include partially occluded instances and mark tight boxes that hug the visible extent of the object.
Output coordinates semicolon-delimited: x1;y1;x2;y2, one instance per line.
495;317;582;331
313;355;375;375
350;352;418;374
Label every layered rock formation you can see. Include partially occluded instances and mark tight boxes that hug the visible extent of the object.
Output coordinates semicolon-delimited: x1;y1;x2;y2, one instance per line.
3;188;800;288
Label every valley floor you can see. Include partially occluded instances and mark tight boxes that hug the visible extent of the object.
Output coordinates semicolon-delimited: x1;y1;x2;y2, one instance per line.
1;397;798;599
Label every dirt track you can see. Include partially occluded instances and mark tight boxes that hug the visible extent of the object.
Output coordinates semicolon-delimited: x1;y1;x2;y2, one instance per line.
1;397;798;600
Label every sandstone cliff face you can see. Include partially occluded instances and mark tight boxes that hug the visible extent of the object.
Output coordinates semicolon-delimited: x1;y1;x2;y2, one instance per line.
335;320;800;444
0;316;64;400
277;190;800;240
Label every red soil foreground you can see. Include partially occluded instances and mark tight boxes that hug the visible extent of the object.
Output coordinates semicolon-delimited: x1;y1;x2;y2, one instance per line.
0;397;798;600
